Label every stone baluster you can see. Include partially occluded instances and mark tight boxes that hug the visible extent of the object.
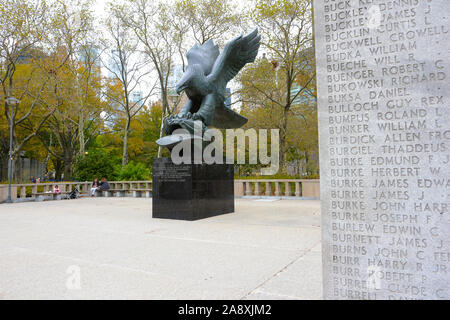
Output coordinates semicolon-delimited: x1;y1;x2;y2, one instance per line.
20;186;26;198
285;181;291;196
245;182;253;196
295;182;301;197
265;182;272;196
274;181;281;196
32;184;37;196
254;181;261;196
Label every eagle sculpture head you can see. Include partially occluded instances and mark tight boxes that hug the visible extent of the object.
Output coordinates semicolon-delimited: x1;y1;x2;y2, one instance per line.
175;64;209;96
175;39;220;97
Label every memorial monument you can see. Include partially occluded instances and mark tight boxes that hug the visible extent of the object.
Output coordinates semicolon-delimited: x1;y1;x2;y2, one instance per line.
314;0;449;299
153;29;261;221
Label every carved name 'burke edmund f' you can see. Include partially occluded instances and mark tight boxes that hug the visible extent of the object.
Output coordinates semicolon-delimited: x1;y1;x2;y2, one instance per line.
157;29;261;148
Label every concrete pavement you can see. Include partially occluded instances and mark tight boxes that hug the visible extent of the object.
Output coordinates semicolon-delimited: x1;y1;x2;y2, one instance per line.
0;198;322;299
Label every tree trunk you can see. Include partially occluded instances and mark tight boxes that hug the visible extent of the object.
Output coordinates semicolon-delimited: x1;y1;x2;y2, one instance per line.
279;108;289;174
54;159;63;181
79;111;85;156
63;152;73;181
305;151;311;175
122;117;131;167
157;111;165;158
12;157;23;183
157;90;169;158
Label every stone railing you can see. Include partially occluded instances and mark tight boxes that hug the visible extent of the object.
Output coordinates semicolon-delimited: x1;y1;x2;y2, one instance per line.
234;179;320;199
11;181;153;199
5;179;320;201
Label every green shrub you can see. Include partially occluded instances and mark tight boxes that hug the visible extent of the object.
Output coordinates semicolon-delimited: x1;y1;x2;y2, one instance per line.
116;162;151;181
73;150;119;181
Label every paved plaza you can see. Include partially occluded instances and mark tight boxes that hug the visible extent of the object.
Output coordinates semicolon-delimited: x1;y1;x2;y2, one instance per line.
0;198;322;299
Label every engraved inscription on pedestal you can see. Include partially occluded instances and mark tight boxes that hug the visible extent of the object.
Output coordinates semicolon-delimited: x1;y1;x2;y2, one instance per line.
152;158;235;221
314;0;449;299
153;163;191;182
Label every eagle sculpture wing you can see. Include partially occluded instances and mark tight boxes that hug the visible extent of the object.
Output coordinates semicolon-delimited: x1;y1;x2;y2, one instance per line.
186;39;220;76
207;29;261;88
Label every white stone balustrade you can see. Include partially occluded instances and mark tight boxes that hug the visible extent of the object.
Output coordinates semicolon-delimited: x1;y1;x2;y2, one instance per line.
234;179;320;199
11;180;154;199
9;179;318;200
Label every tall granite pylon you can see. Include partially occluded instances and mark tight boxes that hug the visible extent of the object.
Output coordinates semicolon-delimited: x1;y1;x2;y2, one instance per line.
314;0;449;299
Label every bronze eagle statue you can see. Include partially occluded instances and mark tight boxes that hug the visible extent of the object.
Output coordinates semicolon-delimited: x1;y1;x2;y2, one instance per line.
157;29;261;148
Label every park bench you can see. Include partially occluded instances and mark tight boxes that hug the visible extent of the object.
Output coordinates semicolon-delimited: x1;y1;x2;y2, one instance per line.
128;189;152;198
32;192;69;201
94;189;122;197
95;188;152;198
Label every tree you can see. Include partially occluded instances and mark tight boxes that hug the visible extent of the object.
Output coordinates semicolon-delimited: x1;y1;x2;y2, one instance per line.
240;54;318;175
0;0;56;182
175;0;242;47
120;0;183;157
244;0;316;172
31;0;104;180
130;103;163;168
102;3;154;167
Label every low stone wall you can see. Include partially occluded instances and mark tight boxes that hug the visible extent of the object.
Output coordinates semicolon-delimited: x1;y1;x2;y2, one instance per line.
12;181;154;199
9;179;320;200
234;179;320;199
0;185;17;203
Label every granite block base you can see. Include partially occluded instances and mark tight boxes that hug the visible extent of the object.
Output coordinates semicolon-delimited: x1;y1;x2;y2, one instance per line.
152;158;234;221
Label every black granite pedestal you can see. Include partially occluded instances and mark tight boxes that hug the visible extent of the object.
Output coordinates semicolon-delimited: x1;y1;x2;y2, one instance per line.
152;158;234;220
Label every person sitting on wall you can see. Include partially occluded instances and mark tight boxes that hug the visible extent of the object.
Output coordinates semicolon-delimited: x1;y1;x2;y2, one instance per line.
90;178;99;197
98;177;110;191
53;185;61;194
